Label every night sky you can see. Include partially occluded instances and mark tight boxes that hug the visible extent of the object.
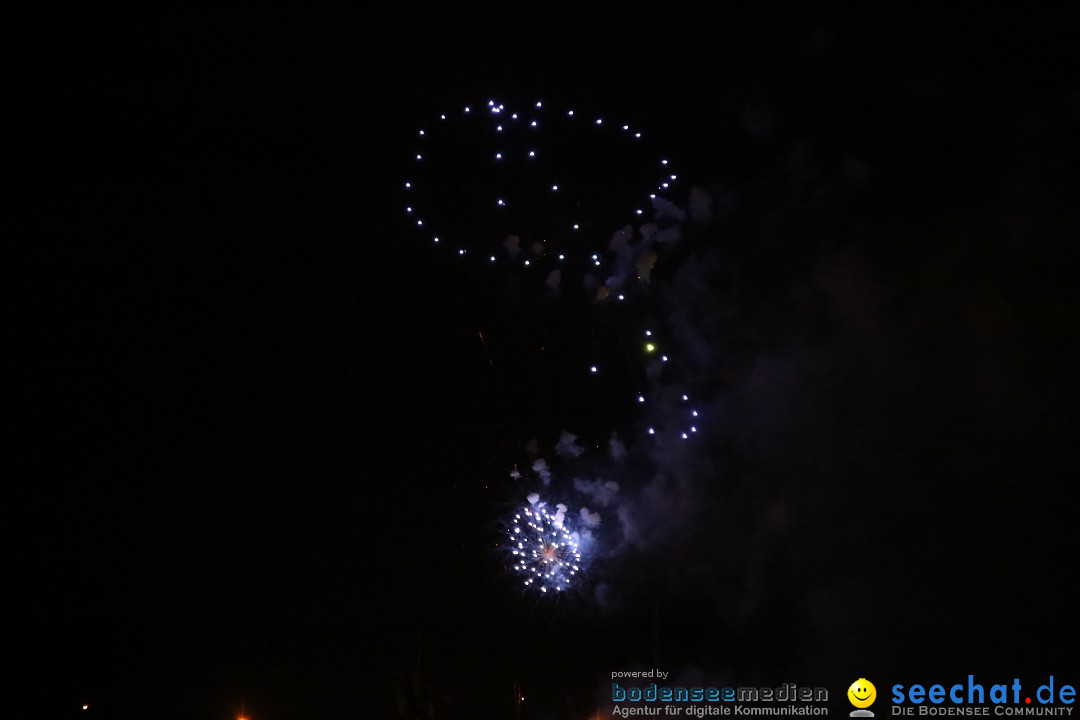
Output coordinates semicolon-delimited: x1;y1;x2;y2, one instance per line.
7;8;1079;719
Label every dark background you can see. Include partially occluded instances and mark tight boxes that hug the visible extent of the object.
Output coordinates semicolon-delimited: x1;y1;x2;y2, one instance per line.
6;7;1078;718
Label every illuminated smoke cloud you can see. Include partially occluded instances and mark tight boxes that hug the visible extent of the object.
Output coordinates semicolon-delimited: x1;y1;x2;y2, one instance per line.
603;224;648;288
532;457;552;484
651;197;687;223
638;219;681;248
610;225;634;251
609;432;627;461
609;225;635;270
580;507;602;527
654;225;682;244
555;431;585;459
573;477;620;506
636;249;659;282
545;269;562;291
503;234;521;257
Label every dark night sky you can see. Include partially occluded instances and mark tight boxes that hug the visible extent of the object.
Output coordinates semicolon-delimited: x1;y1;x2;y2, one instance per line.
6;7;1079;719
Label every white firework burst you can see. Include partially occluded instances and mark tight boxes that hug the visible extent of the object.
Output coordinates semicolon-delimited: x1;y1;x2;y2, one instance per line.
508;501;582;594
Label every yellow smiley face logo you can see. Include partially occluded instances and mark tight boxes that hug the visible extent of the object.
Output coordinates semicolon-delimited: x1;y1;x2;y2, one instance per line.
848;679;877;708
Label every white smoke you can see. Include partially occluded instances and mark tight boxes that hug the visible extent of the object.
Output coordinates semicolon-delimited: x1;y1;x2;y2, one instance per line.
654;226;682;244
553;503;567;528
609;432;628;461
532;457;552;484
639;223;658;243
503;234;521;257
651;197;687;223
555;431;585;459
573;477;620;506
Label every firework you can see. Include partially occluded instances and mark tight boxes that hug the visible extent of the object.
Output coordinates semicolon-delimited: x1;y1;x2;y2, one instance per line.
402;98;705;444
508;501;582;594
403;97;673;277
404;101;711;594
